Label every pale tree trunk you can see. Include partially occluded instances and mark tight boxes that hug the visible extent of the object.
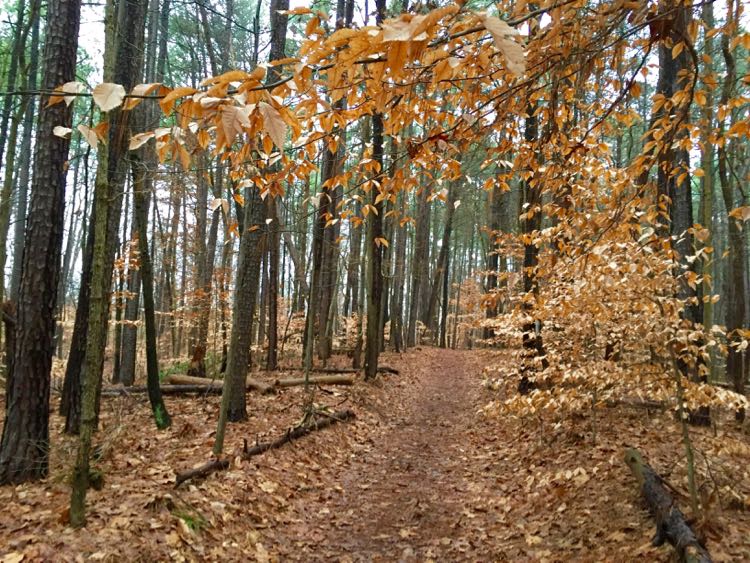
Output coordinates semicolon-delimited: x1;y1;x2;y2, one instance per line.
10;0;41;301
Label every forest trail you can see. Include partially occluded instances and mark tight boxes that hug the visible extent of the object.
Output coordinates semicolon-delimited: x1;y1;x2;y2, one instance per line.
272;348;509;561
4;347;750;561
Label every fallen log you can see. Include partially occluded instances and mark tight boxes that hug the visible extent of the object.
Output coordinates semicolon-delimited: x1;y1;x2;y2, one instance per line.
605;398;667;411
274;374;355;387
102;384;222;396
624;448;712;563
164;373;275;394
280;366;399;375
243;409;355;458
103;374;355;397
174;459;229;488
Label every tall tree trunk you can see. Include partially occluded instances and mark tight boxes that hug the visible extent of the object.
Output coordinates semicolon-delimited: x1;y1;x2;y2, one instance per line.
130;154;171;429
365;0;387;379
213;0;289;455
267;198;280;370
70;0;147;526
407;182;430;346
519;101;544;394
390;191;407;351
657;2;699;325
0;0;81;485
60;0;118;432
10;0;42;301
717;1;745;393
424;178;459;334
484;182;503;338
112;190;130;382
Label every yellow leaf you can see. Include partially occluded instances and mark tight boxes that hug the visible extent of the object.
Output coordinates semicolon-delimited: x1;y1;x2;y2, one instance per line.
159;86;198;115
177;142;191;170
278;6;312;15
220;104;251;146
728;206;750;222
672;42;684;59
382;13;429;42
48;81;86;107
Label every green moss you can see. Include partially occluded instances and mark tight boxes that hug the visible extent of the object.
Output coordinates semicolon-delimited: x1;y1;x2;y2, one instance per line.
172;509;207;532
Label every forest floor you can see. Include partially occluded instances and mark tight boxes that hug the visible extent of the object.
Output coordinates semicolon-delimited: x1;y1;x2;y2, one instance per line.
1;347;750;562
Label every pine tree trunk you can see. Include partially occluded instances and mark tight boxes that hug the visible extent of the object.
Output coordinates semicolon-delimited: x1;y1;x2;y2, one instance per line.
0;0;81;485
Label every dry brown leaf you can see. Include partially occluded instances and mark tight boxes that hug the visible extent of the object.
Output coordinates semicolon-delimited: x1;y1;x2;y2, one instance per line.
93;82;126;112
129;131;155;151
53;126;72;138
77;124;99;148
258;101;287;150
478;13;525;76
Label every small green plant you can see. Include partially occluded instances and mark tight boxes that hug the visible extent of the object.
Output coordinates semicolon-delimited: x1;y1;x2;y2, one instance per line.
172;508;207;532
158;360;190;381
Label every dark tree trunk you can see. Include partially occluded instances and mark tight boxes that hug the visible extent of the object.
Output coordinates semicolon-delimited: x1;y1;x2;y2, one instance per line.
484;183;502;338
407;180;430;346
424;178;459;334
60;0;122;432
131;154;171;429
213;0;289;455
267;198;280;370
519;100;545;394
717;10;746;394
365;28;386;383
0;0;81;484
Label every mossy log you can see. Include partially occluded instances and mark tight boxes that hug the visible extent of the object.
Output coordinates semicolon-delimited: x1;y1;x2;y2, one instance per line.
624;448;712;563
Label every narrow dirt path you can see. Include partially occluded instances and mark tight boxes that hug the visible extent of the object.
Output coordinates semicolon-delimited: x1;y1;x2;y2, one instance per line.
275;348;505;561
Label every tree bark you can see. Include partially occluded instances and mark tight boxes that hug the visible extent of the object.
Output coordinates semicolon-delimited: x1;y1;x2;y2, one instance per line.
70;0;147;526
0;0;81;485
213;0;289;455
624;448;711;563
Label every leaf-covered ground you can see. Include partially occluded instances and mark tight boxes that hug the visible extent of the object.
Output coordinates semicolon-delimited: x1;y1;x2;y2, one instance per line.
1;348;749;561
